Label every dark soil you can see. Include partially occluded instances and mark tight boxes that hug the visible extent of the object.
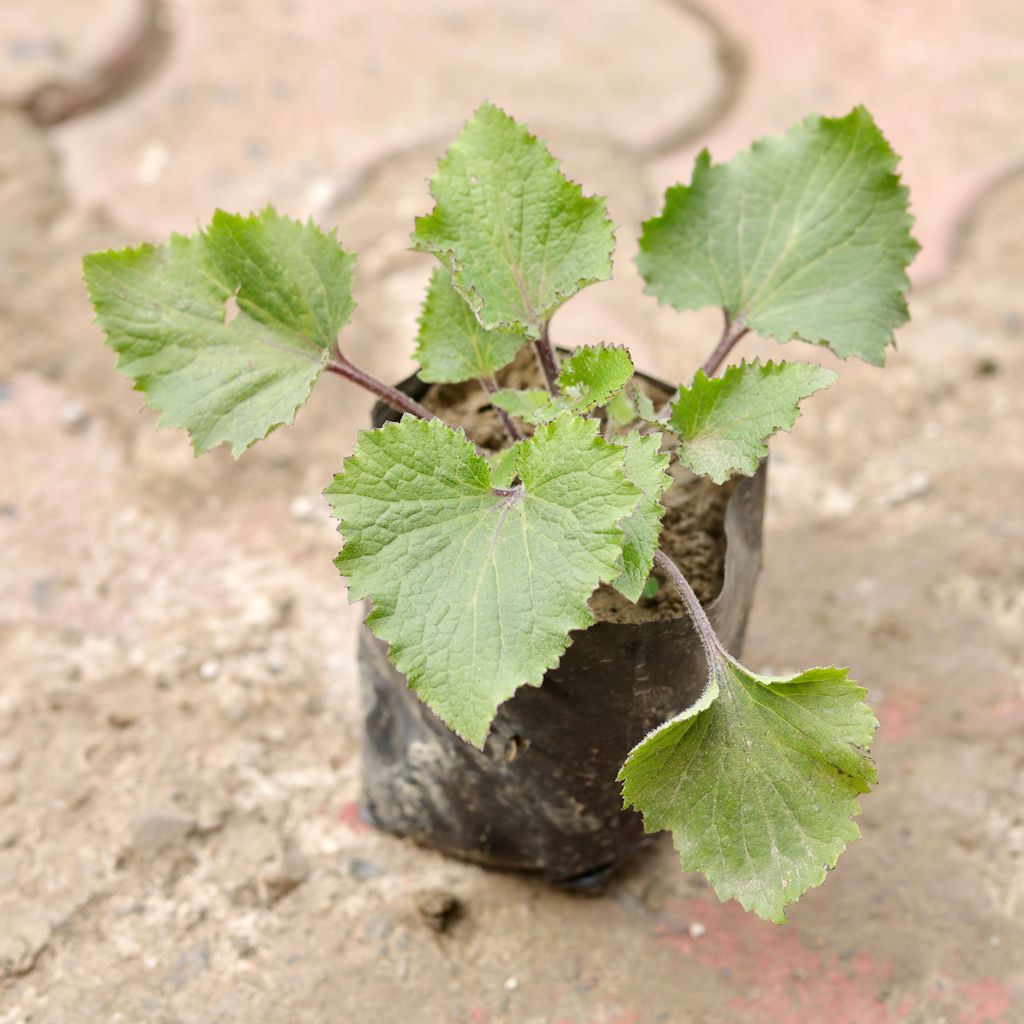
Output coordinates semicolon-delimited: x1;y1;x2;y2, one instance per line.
419;347;732;624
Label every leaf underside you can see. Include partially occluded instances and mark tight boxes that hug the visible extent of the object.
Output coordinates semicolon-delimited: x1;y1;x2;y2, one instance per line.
83;207;356;456
324;414;640;747
636;107;919;365
411;101;615;338
669;359;837;484
619;658;877;922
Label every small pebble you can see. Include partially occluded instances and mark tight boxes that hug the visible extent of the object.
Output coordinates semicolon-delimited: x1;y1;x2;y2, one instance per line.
504;977;519;992
688;921;707;939
130;810;195;855
135;140;170;186
195;801;228;835
289;495;317;522
198;659;221;681
168;941;209;991
886;470;933;506
0;748;22;772
349;857;387;881
363;913;393;942
260;841;309;905
414;888;461;933
60;399;90;433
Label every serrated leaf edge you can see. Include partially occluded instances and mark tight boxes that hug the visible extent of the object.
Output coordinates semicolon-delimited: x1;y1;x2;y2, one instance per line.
411;101;616;338
670;359;838;485
635;107;920;366
84;206;353;458
325;413;641;747
618;660;878;922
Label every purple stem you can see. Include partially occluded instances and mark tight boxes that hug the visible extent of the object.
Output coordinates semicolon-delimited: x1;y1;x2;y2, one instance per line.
533;321;561;396
481;376;523;441
701;315;750;378
325;354;435;421
653;549;724;665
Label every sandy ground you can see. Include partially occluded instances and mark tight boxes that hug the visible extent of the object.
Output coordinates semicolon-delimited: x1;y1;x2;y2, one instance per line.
1;2;1022;1021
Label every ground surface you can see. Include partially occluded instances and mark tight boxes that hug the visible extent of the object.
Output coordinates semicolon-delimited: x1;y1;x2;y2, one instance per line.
1;2;1023;1022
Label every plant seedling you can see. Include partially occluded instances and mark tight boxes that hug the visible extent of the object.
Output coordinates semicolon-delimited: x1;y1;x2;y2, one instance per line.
84;102;917;922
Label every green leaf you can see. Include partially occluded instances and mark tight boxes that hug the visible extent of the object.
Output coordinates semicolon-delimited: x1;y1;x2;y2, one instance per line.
324;414;640;747
486;445;519;489
491;345;634;426
668;360;836;485
634;388;665;424
490;388;552;423
605;389;637;430
557;344;634;412
636;107;918;365
619;656;877;923
411;102;615;339
414;266;525;383
83;207;355;457
611;431;671;602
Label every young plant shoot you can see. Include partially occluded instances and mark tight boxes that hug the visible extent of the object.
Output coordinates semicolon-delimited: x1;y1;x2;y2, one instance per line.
84;101;917;922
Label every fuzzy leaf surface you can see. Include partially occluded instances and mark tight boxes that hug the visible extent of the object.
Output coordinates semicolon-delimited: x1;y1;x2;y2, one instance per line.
414;267;525;383
605;389;638;429
557;344;634;412
324;414;640;747
486;446;520;489
619;658;877;922
489;388;552;423
636;107;918;364
411;102;615;338
634;388;666;424
668;360;836;484
612;431;672;602
491;345;634;425
83;207;355;456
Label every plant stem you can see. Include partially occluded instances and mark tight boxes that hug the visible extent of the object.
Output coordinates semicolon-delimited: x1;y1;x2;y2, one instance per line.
655;314;752;419
481;376;523;441
533;320;561;396
492;485;523;499
701;314;750;378
653;549;723;665
325;352;435;420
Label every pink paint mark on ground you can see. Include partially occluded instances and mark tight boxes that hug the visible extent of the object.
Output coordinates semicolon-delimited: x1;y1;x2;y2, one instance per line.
336;800;370;833
652;898;895;1024
469;1008;486;1023
581;1011;641;1024
877;694;920;742
992;697;1024;722
957;978;1013;1024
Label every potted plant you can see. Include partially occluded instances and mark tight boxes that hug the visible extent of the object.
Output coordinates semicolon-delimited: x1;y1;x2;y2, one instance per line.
83;102;917;923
